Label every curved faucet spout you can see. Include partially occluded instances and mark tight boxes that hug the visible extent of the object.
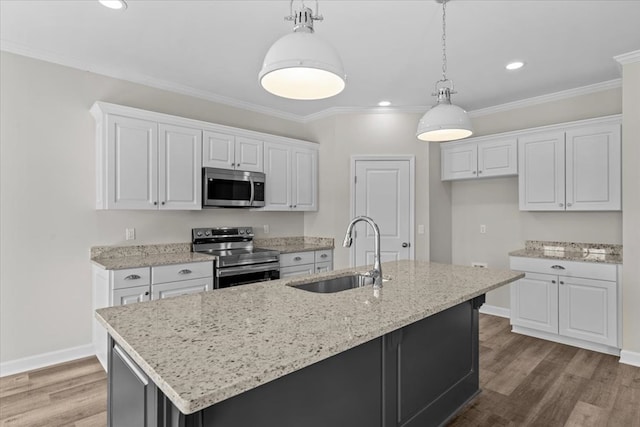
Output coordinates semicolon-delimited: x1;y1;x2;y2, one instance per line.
343;216;383;289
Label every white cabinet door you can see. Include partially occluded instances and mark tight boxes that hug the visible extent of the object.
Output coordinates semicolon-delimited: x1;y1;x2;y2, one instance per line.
518;131;566;211
280;264;315;278
151;278;213;300
441;143;477;180
478;138;518;178
159;124;202;210
291;147;317;211
565;124;621;211
559;276;617;346
235;136;264;172
202;131;235;169
107;115;158;209
264;142;293;210
112;285;151;306
510;272;558;334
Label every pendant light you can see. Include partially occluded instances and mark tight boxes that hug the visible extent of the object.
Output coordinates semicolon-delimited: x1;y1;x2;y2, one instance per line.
416;0;473;142
259;0;346;100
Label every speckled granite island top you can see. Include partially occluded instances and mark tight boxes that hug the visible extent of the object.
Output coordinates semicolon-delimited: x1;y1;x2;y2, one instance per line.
509;240;622;264
95;260;522;415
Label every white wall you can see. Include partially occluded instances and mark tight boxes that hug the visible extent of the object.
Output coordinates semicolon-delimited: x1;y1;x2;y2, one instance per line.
451;88;623;309
621;59;640;356
304;113;433;269
0;52;310;364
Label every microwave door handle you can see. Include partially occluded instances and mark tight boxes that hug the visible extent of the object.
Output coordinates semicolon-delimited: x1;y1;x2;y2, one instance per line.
249;177;255;206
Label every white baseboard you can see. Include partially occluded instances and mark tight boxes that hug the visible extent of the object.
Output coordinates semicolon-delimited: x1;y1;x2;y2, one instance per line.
620;350;640;367
479;304;511;319
0;344;95;377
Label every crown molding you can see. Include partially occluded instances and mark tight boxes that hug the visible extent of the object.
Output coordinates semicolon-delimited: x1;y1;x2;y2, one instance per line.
467;79;622;118
1;40;625;125
614;50;640;65
0;40;306;123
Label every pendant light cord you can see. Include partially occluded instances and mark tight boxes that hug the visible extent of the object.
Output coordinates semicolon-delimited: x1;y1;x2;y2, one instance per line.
441;0;447;82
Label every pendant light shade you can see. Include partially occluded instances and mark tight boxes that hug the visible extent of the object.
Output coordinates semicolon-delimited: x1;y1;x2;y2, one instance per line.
416;88;473;142
259;1;346;100
416;0;472;142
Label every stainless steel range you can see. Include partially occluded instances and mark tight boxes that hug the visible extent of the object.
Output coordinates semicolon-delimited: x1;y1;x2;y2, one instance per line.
192;227;280;289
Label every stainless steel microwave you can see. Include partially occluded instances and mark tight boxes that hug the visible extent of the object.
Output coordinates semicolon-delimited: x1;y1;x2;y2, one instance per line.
202;168;265;208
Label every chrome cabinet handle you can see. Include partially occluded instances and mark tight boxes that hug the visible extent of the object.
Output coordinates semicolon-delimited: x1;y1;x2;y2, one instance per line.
402;242;410;248
178;269;192;275
293;256;302;261
320;254;328;258
124;274;141;280
144;291;150;296
559;203;564;207
550;265;565;270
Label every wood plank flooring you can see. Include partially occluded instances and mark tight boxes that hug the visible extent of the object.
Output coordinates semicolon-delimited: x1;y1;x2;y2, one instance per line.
1;314;639;426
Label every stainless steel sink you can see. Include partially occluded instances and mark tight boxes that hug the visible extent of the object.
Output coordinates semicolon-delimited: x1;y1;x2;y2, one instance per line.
292;274;375;294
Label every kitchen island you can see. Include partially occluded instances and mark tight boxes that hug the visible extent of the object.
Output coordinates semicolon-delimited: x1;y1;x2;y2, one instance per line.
96;260;523;427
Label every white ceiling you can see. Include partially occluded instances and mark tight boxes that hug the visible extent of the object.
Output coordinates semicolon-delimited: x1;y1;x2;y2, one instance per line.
2;0;639;121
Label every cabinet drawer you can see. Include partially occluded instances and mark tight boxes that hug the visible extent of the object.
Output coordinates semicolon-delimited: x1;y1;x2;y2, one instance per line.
315;261;333;273
315;250;333;263
113;267;151;289
510;256;617;281
280;264;315;278
151;261;213;284
280;252;315;267
151;277;213;300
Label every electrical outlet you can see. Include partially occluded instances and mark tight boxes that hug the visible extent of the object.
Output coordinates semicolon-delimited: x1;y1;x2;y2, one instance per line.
263;224;270;234
480;224;487;234
125;228;136;241
417;224;425;235
472;262;488;268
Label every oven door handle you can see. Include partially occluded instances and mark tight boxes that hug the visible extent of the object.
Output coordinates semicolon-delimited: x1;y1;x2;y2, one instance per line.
217;263;279;278
249;177;255;206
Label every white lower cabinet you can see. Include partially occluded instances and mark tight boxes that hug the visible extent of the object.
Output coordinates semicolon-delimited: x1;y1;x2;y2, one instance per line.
280;250;333;278
509;256;620;355
93;260;213;370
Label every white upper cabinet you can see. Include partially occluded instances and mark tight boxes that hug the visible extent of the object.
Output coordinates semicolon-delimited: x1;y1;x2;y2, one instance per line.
519;118;621;211
202;131;263;172
159;124;202;210
263;141;318;211
441;137;517;181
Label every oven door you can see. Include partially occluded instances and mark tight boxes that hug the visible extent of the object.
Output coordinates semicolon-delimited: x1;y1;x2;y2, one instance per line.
215;262;280;289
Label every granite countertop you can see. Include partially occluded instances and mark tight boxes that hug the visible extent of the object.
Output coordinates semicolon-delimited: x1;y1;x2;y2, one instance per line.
509;240;623;265
91;243;215;270
254;236;334;254
95;260;523;414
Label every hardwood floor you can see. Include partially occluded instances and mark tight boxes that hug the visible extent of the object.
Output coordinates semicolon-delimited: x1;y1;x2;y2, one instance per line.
448;314;640;427
1;314;639;426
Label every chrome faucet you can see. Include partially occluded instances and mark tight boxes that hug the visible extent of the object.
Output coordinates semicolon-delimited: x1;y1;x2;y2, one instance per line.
343;216;383;289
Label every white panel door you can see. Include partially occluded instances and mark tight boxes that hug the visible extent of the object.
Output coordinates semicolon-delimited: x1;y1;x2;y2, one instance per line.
235;136;264;172
441;143;477;180
353;159;413;268
202;131;235;169
510;272;558;334
518;131;566;211
565;124;621;211
107;115;158;209
158;124;202;210
263;142;292;210
292;147;318;211
478;138;518;177
559;276;617;346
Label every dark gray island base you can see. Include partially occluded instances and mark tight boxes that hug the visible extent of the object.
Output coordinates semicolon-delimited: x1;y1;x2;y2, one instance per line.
108;295;484;427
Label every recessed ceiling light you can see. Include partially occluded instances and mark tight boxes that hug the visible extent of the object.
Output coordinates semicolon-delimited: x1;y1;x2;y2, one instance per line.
506;61;525;71
99;0;127;10
378;101;391;107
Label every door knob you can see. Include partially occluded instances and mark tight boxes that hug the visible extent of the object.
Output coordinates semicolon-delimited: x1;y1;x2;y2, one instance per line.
402;242;410;248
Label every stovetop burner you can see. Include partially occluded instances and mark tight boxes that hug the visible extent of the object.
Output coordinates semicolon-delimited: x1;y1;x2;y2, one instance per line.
192;227;279;267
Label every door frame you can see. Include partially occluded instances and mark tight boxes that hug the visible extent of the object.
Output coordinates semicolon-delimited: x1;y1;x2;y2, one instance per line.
349;155;416;267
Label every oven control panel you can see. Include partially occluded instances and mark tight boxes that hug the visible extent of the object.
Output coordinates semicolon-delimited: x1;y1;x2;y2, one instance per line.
192;227;254;240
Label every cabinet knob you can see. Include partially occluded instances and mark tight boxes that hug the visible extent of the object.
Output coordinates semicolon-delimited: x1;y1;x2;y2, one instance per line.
293;256;302;261
153;201;158;205
559;203;564;207
320;254;328;258
144;291;150;296
161;201;165;205
472;171;477;175
402;242;410;248
552;280;556;284
567;203;572;207
560;281;565;285
124;274;141;280
478;170;483;174
178;269;192;275
293;205;297;208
